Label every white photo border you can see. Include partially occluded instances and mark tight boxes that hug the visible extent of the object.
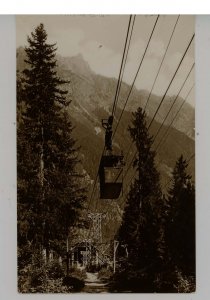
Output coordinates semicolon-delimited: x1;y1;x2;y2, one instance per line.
1;13;210;300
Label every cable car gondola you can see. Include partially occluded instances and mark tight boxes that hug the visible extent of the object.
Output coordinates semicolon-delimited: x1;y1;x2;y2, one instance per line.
99;116;124;199
99;153;123;199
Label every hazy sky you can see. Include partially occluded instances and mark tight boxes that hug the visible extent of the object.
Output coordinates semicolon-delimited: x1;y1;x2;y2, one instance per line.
16;15;195;106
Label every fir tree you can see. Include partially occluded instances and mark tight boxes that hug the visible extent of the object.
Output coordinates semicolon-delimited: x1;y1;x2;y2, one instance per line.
166;155;195;276
116;107;165;291
17;23;86;263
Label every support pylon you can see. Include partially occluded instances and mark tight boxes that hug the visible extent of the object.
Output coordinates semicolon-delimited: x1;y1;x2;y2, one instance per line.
88;212;105;244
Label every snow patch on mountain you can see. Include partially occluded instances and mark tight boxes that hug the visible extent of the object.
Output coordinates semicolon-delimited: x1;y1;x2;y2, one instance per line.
94;127;102;135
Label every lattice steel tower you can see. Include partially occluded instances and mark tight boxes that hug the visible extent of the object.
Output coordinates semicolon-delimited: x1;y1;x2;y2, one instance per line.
88;212;105;244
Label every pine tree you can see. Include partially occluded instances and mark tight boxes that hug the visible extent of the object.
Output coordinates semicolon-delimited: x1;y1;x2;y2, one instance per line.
17;23;86;263
116;107;165;291
166;155;195;276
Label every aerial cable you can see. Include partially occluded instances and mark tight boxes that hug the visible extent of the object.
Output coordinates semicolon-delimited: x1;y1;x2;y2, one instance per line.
112;15;180;164
143;15;180;111
103;37;195;216
102;15;135;153
120;53;194;183
112;15;160;139
112;15;133;117
103;85;195;215
113;15;136;116
89;20;194;216
155;84;194;151
117;16;180;166
147;33;195;130
87;16;134;213
87;170;100;211
152;63;194;142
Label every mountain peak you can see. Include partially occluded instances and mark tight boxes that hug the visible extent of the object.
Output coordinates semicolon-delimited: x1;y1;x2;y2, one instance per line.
73;53;83;60
57;53;93;78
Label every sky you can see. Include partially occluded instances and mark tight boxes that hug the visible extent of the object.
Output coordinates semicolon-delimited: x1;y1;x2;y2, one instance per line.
16;15;195;106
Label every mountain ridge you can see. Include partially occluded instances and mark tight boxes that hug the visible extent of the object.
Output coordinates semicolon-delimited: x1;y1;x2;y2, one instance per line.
16;46;195;182
17;46;194;140
16;46;195;240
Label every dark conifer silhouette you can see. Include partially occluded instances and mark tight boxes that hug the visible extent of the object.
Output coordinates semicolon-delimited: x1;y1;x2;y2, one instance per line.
166;155;195;277
17;24;86;266
116;107;165;291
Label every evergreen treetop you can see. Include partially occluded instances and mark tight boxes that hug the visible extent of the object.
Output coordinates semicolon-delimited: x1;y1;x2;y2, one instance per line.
118;107;164;274
166;155;195;275
17;23;86;258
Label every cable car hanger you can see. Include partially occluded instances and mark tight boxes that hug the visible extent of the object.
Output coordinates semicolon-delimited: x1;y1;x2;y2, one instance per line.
99;114;124;199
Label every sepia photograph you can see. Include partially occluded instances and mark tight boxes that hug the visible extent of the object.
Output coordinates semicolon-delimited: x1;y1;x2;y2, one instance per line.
16;15;195;293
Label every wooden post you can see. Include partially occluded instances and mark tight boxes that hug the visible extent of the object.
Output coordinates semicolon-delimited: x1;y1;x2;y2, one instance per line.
125;245;128;258
49;250;53;262
113;240;119;273
85;239;87;267
42;248;47;264
66;236;69;276
58;256;62;266
96;250;99;266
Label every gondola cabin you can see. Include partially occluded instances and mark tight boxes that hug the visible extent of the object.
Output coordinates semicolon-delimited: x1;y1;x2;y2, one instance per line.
99;154;123;199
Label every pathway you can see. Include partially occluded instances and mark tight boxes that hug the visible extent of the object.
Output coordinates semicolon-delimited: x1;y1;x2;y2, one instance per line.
82;272;109;293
